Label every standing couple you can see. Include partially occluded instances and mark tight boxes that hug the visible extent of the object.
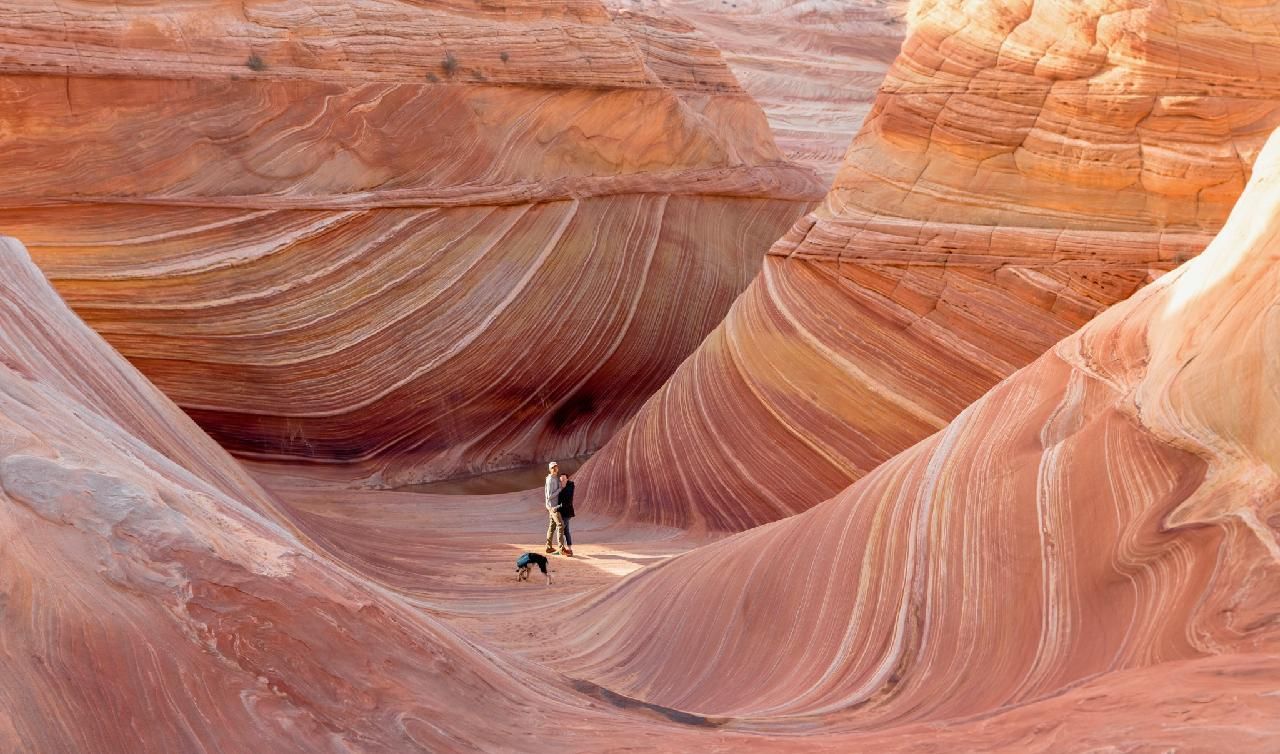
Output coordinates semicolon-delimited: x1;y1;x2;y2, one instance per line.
544;460;575;557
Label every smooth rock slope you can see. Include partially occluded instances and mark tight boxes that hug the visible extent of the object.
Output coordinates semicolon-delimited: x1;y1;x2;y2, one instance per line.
553;123;1280;748
579;0;1280;531
0;238;474;751
0;0;822;486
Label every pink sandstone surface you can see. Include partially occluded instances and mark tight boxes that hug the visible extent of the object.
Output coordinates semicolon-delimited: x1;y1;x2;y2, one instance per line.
0;238;795;752
578;0;1280;532
610;0;908;182
0;0;822;487
0;238;519;751
25;181;1273;747
2;0;1279;751
6;213;1277;751
547;121;1280;746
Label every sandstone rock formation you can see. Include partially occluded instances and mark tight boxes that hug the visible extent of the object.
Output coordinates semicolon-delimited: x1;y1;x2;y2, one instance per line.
0;0;822;486
0;237;794;752
612;0;908;182
552;124;1280;744
0;240;280;519
6;1;1280;751
23;213;1251;752
0;238;475;751
579;0;1280;532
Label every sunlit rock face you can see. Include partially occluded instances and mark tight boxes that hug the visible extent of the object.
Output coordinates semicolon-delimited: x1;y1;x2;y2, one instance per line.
556;126;1280;744
579;0;1280;532
0;0;822;486
609;0;909;183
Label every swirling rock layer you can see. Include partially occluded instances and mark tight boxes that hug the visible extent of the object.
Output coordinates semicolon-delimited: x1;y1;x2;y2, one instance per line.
579;0;1280;531
0;238;800;752
0;0;822;485
0;238;514;751
4;138;1278;751
7;1;1280;750
553;124;1280;736
612;0;908;182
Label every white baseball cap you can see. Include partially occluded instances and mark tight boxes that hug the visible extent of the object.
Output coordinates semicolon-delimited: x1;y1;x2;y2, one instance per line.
548;460;559;469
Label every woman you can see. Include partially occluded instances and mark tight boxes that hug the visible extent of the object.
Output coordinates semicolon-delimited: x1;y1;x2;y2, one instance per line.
557;473;575;557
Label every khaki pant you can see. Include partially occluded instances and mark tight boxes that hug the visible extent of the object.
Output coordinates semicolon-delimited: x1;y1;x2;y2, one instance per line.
545;509;566;549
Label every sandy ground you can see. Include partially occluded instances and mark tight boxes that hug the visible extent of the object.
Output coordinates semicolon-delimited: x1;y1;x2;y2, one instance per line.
252;465;720;662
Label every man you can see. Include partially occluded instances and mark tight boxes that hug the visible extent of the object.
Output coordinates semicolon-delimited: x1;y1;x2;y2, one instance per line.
557;473;575;557
515;551;552;585
544;461;568;555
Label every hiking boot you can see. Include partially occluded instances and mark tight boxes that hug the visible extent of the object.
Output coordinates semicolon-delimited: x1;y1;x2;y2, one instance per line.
545;546;556;554
560;547;573;557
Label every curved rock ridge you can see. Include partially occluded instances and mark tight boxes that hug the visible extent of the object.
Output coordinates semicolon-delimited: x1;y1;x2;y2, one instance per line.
0;0;823;485
554;125;1280;733
0;236;279;519
578;0;1280;531
0;237;795;752
611;0;908;182
0;238;460;750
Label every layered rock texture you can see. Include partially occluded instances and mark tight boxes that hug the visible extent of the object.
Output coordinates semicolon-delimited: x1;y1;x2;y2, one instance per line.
0;238;795;753
579;0;1280;532
613;0;908;181
553;123;1280;743
6;1;1280;751
0;239;512;751
0;0;822;486
7;203;1279;750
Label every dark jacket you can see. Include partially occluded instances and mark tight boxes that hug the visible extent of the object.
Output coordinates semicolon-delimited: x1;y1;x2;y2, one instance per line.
557;481;575;518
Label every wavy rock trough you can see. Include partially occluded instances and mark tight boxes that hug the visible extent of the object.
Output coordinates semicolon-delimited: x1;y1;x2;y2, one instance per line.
552;122;1280;746
579;0;1280;532
4;1;1279;751
0;0;822;486
0;237;803;753
6;141;1280;746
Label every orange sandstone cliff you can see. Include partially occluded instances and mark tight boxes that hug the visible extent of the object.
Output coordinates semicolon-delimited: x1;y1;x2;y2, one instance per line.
0;0;822;486
612;0;909;182
579;0;1280;531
